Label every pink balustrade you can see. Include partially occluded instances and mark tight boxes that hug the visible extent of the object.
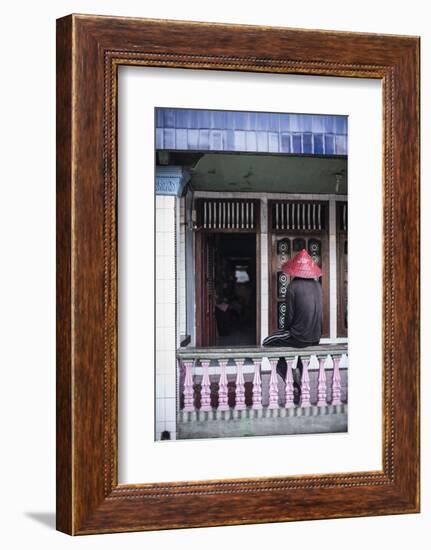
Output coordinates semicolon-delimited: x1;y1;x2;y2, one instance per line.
200;359;212;412
300;358;311;407
217;359;229;411
234;359;246;411
252;360;262;410
178;349;347;417
268;359;279;409
284;359;295;408
182;360;195;412
331;356;342;406
317;356;328;406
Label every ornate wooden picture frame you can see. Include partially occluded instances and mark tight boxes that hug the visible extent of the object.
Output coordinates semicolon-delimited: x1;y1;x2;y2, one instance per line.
56;14;420;535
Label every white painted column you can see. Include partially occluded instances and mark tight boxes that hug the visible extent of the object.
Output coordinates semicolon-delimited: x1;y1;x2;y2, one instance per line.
260;197;269;341
329;198;338;341
176;196;186;345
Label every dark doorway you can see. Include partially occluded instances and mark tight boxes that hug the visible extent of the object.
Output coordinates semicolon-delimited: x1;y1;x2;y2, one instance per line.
213;234;257;346
194;199;260;348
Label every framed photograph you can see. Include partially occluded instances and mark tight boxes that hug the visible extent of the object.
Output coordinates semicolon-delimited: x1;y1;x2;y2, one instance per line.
56;14;420;534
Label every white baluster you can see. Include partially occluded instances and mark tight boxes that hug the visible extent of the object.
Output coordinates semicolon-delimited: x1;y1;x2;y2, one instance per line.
200;359;212;412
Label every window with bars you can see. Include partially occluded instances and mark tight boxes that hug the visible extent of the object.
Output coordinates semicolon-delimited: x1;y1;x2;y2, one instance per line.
195;199;260;231
270;200;327;232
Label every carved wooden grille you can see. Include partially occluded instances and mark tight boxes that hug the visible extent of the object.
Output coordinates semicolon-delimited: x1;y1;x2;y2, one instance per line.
270;201;327;232
196;199;260;231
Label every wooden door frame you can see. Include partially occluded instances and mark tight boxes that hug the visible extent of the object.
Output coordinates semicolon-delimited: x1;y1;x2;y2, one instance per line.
194;230;261;347
336;200;348;338
195;231;217;347
255;232;261;345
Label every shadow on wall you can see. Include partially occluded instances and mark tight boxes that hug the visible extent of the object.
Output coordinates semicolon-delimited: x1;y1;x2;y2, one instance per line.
25;512;56;530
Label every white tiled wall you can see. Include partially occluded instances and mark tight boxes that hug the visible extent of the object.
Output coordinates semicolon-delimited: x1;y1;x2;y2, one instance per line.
155;195;177;441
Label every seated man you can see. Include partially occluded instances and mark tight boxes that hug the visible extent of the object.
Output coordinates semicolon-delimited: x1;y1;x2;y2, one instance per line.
263;249;323;348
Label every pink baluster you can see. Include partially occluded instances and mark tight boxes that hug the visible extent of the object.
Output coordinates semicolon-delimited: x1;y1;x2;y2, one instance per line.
252;360;262;410
200;359;212;411
332;355;342;405
285;359;295;408
183;360;195;412
218;359;229;411
268;358;279;409
234;359;246;410
300;357;311;407
341;354;348;404
317;356;328;406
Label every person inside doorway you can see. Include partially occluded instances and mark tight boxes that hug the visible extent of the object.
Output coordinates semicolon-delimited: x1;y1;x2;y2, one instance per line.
262;249;323;348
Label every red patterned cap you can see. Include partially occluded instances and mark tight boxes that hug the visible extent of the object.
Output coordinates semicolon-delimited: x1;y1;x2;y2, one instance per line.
281;249;322;279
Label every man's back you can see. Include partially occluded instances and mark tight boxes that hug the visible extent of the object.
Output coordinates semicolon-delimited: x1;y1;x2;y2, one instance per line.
286;278;323;344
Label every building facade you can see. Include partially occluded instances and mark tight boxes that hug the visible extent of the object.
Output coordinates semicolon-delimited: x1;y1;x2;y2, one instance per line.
155;108;348;441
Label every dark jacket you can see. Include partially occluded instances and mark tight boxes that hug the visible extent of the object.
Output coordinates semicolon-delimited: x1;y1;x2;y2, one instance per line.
285;278;323;344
